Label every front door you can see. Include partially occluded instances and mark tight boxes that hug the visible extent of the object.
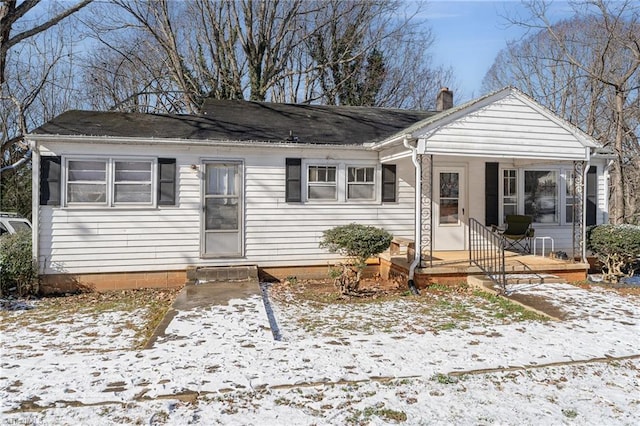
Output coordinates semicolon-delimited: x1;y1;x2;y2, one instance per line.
434;166;466;250
202;161;243;257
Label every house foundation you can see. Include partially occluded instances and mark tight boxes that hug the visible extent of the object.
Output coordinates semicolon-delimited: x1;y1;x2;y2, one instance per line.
39;270;186;294
37;251;587;295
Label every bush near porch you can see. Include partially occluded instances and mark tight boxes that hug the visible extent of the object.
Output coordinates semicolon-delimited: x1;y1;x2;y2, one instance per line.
587;224;640;283
319;223;392;295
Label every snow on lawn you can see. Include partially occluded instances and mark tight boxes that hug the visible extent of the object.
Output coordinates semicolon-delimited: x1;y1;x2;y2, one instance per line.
1;283;639;425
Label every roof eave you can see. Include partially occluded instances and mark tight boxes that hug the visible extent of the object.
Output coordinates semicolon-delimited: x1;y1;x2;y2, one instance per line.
26;134;369;150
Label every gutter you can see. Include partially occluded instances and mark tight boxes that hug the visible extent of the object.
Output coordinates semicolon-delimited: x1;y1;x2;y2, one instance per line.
370;133;410;151
403;136;421;295
29;141;40;274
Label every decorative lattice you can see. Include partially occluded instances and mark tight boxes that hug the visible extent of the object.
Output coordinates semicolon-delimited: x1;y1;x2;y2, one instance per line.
572;161;585;261
420;155;433;268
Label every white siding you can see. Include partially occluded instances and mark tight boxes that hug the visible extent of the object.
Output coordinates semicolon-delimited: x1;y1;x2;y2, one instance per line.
37;142;416;274
467;159;485;223
417;94;589;161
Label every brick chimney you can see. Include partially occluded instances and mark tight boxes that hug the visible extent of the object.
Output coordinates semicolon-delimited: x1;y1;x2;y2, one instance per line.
436;87;453;111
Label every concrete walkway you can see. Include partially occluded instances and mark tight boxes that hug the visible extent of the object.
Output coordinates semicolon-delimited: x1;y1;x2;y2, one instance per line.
172;280;261;310
145;280;261;348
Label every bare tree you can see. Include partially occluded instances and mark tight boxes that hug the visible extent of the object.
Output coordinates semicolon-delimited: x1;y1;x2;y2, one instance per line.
87;0;455;111
1;23;81;213
1;0;90;189
0;0;92;85
101;0;310;110
374;31;457;109
186;0;245;101
306;0;387;105
83;34;183;113
484;0;640;224
103;0;203;113
230;0;307;101
303;0;455;108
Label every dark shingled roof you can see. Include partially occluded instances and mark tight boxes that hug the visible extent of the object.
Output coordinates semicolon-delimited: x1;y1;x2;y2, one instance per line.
33;99;435;145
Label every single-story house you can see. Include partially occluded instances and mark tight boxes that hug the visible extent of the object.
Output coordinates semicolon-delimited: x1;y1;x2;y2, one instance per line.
28;87;611;292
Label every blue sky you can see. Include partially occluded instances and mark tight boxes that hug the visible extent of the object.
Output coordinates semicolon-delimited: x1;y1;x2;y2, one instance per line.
422;1;574;102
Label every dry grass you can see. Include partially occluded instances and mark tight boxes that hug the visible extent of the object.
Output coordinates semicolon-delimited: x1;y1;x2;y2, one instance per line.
0;288;179;349
269;279;548;337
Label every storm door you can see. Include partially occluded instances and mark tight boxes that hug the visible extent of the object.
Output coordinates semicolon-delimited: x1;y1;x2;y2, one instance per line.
433;166;467;250
202;161;243;257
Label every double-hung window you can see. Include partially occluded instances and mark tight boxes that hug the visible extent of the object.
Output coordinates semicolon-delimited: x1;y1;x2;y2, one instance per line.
65;158;154;206
293;160;382;203
308;165;337;200
67;160;108;204
347;166;375;200
114;161;153;204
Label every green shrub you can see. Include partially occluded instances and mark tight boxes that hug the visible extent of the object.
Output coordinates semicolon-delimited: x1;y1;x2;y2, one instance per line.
0;229;38;296
319;223;392;294
587;224;640;283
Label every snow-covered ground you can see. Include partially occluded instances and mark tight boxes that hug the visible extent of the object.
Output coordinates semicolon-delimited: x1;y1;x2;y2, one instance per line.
1;282;639;425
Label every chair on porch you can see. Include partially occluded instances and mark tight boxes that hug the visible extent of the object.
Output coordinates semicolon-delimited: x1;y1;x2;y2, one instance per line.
492;215;534;253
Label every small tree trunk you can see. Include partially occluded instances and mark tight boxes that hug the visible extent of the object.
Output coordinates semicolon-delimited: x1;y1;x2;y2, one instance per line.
611;88;626;224
334;263;360;295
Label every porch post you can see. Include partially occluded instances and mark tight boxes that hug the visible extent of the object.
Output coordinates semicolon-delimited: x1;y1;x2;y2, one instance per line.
420;155;433;268
572;160;585;261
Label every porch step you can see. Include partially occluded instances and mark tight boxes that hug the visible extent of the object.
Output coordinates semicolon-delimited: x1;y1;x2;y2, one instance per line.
468;273;566;295
186;265;258;285
504;273;566;285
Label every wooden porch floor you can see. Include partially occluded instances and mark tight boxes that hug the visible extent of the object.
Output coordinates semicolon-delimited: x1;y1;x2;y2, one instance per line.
381;249;590;287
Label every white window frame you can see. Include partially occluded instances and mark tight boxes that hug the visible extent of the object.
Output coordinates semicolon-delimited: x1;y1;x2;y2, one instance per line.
307;164;338;201
65;158;109;206
500;166;580;226
302;160;380;203
501;168;518;221
346;165;376;201
63;157;157;208
113;159;154;205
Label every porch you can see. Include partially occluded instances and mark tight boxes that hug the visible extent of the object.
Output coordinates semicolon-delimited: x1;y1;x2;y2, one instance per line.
380;241;590;289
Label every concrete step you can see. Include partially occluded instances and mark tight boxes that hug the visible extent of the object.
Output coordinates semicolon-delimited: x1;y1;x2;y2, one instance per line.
504;273;566;285
186;265;258;285
468;273;566;296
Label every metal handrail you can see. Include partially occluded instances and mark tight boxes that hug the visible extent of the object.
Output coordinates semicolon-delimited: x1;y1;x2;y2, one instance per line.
469;218;506;293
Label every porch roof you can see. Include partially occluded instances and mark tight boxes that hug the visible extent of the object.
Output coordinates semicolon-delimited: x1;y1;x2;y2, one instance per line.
372;87;602;162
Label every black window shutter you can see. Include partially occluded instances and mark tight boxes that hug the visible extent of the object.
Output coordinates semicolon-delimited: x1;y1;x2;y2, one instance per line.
586;166;597;226
157;158;176;206
40;156;61;206
382;164;397;202
485;162;499;226
285;158;302;202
